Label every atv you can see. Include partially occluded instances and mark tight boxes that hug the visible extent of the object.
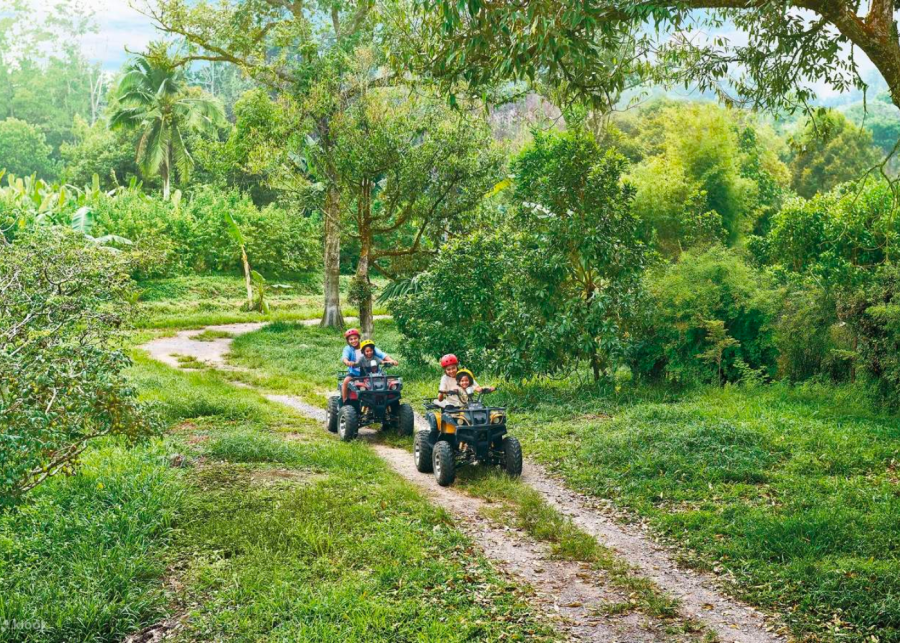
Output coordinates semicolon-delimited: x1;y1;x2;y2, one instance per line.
325;357;414;441
415;389;523;486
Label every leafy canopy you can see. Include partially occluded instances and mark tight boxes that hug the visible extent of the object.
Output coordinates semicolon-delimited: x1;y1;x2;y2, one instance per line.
414;1;900;115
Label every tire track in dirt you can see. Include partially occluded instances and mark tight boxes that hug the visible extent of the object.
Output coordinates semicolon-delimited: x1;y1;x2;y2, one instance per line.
140;322;788;643
267;395;687;642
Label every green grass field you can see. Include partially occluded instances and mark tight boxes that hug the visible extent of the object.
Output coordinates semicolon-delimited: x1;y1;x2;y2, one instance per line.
0;350;555;642
135;274;388;329
231;319;900;641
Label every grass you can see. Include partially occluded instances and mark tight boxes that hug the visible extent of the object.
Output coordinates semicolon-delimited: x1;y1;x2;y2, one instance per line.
2;343;556;641
231;318;900;641
130;355;557;642
192;329;234;342
0;438;183;642
136;274;388;329
229;321;692;628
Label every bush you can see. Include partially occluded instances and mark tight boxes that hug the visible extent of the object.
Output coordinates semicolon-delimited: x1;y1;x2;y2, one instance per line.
0;118;57;180
767;181;894;287
0;230;158;505
636;246;779;384
840;264;900;407
773;280;853;382
89;186;321;278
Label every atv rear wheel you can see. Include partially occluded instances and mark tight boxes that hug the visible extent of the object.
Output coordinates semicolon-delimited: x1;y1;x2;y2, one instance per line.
326;396;340;433
338;405;359;442
398;404;415;437
414;430;434;473
502;436;523;477
432;441;456;486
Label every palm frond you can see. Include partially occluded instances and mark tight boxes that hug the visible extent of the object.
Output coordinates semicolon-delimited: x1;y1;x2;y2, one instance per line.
140;121;168;177
109;106;147;130
377;276;422;303
171;127;194;183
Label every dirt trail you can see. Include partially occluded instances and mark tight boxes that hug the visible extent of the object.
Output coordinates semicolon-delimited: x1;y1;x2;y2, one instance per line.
140;322;787;643
142;316;388;369
256;394;678;642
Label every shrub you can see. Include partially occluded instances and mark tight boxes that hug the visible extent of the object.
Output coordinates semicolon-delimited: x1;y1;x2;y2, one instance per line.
0;230;157;505
840;264;900;407
89;186;321;278
0;118;57;180
636;246;779;384
773;280;853;382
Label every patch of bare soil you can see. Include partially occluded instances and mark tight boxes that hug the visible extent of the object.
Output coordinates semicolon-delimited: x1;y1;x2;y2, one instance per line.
249;468;323;486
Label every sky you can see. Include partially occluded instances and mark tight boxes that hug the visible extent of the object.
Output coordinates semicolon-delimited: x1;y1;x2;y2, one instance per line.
81;0;158;71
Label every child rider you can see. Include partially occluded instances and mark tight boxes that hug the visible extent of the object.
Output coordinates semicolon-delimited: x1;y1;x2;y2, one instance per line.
341;329;398;402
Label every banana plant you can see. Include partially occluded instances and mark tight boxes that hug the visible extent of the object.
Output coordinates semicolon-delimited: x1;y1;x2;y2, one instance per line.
224;211;256;311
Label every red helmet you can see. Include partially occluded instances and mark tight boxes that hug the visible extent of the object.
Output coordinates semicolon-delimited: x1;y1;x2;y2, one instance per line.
440;354;459;368
344;328;360;339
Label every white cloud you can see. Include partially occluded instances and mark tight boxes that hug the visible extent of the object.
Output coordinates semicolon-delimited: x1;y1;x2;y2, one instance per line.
16;0;159;70
84;0;159;69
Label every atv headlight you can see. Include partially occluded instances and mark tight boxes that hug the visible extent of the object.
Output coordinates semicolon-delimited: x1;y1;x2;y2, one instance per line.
490;412;505;424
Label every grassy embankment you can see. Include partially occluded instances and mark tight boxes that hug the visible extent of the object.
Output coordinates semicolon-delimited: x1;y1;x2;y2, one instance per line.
135;274;388;329
0;352;555;641
230;319;900;642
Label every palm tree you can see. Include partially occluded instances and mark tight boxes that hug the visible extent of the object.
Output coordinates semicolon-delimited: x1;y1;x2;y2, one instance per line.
110;45;225;199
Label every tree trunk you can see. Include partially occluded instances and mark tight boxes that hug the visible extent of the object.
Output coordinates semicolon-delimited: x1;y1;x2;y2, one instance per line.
590;349;601;382
162;145;171;201
320;185;345;329
356;180;374;337
356;252;373;337
241;245;253;310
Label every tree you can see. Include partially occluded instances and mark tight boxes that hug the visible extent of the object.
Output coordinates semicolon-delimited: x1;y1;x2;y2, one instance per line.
392;129;646;382
60;116;143;189
0;0;105;155
788;110;881;198
416;1;900;119
0;118;57;179
110;45;225;200
332;90;503;335
511;129;646;380
0;229;156;505
143;0;384;329
844;96;900;156
626;102;789;253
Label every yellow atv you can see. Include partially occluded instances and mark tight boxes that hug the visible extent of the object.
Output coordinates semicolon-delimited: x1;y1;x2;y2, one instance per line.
415;389;522;486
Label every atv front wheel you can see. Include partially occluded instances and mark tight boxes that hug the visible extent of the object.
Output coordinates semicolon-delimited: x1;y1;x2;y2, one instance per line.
502;436;523;477
326;396;340;433
432;441;456;486
414;430;434;473
338;405;359;442
398;404;415;437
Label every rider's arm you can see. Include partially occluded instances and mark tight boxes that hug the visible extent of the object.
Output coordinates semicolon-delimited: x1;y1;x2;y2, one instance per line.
376;348;399;365
342;346;356;367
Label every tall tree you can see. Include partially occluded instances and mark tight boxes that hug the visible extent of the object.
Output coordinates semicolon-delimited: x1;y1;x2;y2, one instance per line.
110;45;225;200
789;110;880;198
332;89;503;335
142;0;384;329
415;1;900;118
0;0;103;156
